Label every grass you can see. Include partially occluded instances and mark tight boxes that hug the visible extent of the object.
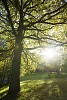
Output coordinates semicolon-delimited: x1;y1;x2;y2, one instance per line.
0;72;67;100
0;86;9;99
20;79;67;100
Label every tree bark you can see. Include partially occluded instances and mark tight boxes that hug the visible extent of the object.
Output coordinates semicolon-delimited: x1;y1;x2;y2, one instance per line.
8;38;22;96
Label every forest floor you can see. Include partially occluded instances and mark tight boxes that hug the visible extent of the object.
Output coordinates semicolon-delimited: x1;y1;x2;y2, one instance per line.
0;72;67;100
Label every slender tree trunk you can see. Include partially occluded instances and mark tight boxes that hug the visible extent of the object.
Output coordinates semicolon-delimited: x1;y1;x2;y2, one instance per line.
8;38;22;96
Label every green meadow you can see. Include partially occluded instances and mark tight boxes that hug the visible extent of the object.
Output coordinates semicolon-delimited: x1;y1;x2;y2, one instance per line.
0;72;67;100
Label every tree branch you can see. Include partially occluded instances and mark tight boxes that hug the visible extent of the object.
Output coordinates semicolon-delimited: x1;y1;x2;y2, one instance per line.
1;0;16;36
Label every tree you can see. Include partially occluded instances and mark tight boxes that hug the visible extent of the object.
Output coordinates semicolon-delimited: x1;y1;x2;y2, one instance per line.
0;0;67;96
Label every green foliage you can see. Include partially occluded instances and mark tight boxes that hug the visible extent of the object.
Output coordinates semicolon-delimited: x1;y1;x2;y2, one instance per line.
20;51;39;75
0;0;67;67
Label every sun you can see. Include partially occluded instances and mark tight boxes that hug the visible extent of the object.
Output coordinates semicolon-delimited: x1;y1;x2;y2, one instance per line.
40;48;57;60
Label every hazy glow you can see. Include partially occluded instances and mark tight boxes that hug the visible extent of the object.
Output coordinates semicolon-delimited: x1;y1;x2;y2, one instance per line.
40;48;58;61
44;48;56;59
65;0;67;2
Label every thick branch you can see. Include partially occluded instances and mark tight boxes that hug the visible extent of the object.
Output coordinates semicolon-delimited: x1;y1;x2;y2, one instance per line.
1;0;16;36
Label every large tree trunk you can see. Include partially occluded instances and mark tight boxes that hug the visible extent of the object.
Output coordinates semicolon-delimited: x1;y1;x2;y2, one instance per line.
8;0;23;97
8;38;22;96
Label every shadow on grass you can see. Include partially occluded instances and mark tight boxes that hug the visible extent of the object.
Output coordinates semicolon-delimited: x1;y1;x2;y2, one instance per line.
0;72;67;100
19;80;67;100
0;91;20;100
1;80;67;100
0;90;8;99
1;94;18;100
0;86;19;100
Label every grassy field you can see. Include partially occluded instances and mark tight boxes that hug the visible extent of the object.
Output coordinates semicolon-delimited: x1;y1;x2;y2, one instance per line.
0;72;67;100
